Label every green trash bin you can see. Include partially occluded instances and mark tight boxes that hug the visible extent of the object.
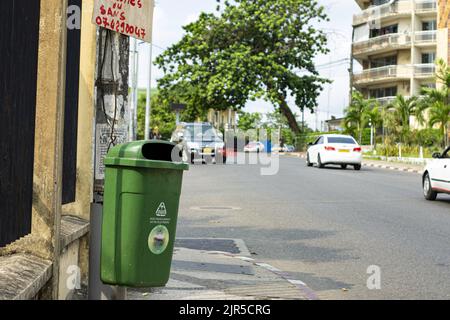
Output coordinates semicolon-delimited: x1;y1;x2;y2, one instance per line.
100;140;189;287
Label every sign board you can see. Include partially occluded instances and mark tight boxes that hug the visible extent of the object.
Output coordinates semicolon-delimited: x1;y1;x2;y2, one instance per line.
95;124;128;181
92;0;154;43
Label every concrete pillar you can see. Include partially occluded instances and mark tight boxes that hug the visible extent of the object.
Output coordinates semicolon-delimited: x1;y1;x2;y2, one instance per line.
93;29;130;193
62;0;98;285
32;0;68;299
437;0;450;65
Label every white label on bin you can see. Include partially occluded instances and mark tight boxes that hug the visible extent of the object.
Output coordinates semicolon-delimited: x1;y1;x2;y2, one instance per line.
156;202;167;217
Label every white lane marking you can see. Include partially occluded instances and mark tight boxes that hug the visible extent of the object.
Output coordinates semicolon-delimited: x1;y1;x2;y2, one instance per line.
236;256;255;262
288;279;307;286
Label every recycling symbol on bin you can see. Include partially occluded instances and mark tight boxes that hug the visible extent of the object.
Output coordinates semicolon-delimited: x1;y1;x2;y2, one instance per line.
156;202;167;217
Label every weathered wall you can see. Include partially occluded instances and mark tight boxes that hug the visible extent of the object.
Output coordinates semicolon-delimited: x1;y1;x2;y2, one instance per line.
31;0;68;299
31;0;68;262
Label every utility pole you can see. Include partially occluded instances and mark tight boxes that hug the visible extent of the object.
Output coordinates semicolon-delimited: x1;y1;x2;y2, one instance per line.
349;27;355;105
91;28;130;300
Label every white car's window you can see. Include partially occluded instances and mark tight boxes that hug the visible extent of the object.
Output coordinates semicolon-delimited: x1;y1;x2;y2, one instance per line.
317;137;324;145
327;137;356;144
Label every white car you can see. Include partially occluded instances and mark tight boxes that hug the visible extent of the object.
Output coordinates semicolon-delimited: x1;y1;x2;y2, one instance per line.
423;147;450;200
244;141;265;153
306;134;362;170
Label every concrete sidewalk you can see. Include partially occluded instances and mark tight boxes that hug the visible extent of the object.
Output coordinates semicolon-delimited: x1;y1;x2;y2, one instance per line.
362;159;424;175
74;238;317;300
127;239;317;300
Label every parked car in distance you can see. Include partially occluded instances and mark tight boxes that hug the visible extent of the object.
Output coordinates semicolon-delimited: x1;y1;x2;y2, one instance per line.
171;122;226;164
244;141;265;153
306;134;362;170
423;147;450;200
271;144;283;153
272;144;295;153
284;145;295;152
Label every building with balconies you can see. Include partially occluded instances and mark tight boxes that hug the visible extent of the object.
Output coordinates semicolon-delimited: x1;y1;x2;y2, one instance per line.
351;0;449;109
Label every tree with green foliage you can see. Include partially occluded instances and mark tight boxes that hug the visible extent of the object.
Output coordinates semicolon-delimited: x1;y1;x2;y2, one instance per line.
385;95;418;144
136;90;176;140
419;58;450;147
237;111;262;131
155;0;329;135
364;102;382;148
343;91;375;143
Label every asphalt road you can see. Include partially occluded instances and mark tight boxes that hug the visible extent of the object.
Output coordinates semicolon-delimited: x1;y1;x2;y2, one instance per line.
176;154;450;300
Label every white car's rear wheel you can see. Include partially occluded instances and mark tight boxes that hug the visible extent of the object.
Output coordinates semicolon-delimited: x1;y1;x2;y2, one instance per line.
317;154;325;169
306;153;313;167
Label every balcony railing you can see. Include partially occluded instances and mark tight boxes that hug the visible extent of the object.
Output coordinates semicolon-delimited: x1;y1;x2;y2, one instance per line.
414;63;435;77
354;65;399;84
414;30;437;44
353;1;412;26
353;30;436;56
415;0;437;12
353;64;435;84
374;96;397;106
353;33;411;56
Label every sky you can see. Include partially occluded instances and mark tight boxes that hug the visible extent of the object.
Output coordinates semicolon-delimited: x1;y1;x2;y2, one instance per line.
134;0;360;131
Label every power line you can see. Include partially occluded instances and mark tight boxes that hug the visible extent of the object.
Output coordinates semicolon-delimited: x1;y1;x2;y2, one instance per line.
315;58;350;68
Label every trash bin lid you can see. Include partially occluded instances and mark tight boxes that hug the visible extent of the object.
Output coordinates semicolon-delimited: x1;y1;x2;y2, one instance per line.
104;140;189;171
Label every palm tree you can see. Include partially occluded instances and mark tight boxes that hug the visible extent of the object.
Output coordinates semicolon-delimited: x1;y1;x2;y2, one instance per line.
436;58;450;89
419;58;450;147
420;87;450;147
364;102;382;148
428;100;450;147
343;91;371;143
386;95;418;144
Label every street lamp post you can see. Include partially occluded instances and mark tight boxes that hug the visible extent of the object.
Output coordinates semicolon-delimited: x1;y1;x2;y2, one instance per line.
145;42;153;140
370;121;374;147
129;38;139;141
144;1;156;140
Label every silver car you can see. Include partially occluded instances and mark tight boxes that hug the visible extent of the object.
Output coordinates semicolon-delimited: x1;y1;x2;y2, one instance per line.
171;123;227;164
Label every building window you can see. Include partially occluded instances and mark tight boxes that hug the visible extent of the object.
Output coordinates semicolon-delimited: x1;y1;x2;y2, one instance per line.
370;55;397;68
371;0;390;6
370;24;398;38
369;86;398;98
422;52;436;64
422;21;437;31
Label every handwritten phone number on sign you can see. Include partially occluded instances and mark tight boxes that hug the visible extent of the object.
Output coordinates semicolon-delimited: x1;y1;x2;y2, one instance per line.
94;0;148;40
95;15;147;40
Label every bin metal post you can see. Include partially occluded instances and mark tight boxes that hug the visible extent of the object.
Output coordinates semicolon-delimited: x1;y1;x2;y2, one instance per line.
88;202;127;300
